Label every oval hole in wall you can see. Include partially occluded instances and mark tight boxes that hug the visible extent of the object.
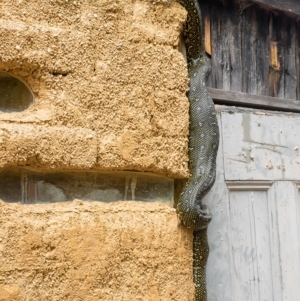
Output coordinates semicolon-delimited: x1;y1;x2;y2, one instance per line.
0;72;33;112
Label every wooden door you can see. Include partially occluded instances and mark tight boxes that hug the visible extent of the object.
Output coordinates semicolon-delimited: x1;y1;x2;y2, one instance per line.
204;107;300;301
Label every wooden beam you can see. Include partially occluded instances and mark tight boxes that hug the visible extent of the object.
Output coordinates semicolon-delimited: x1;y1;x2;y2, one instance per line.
240;0;300;18
208;88;300;112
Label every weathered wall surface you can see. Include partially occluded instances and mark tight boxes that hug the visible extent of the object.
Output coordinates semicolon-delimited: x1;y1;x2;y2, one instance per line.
0;0;189;178
204;107;300;301
0;200;194;301
0;1;194;300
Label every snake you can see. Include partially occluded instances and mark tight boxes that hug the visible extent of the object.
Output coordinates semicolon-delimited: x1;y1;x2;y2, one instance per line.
176;0;219;300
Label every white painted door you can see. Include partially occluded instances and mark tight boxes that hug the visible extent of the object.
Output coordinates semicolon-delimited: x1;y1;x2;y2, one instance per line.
204;108;300;301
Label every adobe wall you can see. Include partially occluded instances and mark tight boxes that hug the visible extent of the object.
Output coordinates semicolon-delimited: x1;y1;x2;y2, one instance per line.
0;0;194;300
0;200;194;301
0;0;189;178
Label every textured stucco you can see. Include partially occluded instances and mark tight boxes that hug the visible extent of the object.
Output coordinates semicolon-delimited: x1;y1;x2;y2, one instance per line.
0;200;194;301
0;1;195;299
0;0;189;178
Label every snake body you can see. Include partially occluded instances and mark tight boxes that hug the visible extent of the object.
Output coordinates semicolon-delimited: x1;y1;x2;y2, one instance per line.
176;0;219;300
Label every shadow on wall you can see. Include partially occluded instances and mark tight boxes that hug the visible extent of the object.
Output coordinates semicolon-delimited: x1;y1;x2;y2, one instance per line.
0;72;33;112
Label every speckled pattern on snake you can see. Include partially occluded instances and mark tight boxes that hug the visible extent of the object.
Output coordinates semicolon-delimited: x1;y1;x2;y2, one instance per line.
176;0;219;300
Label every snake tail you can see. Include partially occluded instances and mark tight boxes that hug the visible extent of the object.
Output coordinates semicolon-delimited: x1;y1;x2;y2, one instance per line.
194;229;209;300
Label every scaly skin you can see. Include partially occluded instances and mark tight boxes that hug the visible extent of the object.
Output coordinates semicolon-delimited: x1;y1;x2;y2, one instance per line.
176;0;219;300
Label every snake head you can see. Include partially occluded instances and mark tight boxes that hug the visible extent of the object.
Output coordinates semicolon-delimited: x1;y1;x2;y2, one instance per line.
177;201;212;231
187;55;211;81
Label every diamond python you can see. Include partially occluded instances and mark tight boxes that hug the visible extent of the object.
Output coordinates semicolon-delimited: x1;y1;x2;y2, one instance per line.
176;0;219;300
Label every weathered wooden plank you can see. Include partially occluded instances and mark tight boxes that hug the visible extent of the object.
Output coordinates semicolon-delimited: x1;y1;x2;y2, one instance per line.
210;0;242;91
229;190;273;300
241;5;271;95
203;113;234;301
267;183;283;301
210;0;228;90
250;191;274;301
229;191;258;300
296;22;300;100
199;0;213;87
226;0;242;92
269;13;285;98
204;9;211;56
268;182;300;301
254;7;270;95
283;17;297;99
240;0;300;17
297;184;300;269
198;0;211;55
221;109;300;181
241;6;259;94
209;88;300;112
268;12;298;99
